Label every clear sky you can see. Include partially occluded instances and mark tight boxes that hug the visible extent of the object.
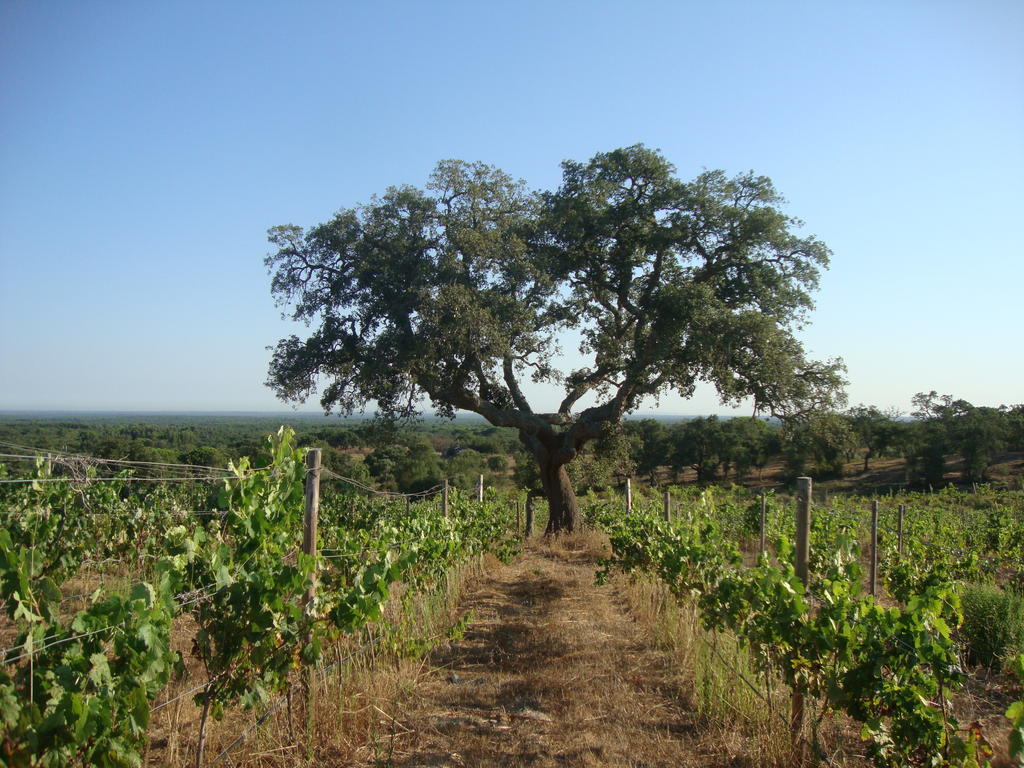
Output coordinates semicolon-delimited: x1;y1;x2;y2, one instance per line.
1;1;1021;416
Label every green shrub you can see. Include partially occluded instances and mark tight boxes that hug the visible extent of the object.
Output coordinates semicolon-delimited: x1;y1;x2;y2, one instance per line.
958;582;1024;668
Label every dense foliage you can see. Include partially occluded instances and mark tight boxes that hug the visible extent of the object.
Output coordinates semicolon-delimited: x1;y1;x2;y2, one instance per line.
263;145;846;530
590;484;1024;766
595;500;960;766
0;429;518;767
5;392;1021;501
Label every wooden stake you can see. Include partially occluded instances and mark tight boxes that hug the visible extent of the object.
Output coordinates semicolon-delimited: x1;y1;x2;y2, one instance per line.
442;478;449;518
302;448;321;758
662;489;671;522
870;499;879;598
476;473;484;503
795;478;811;586
760;489;767;556
625;477;632;514
303;449;322;599
897;504;905;556
792;476;812;760
525;495;534;539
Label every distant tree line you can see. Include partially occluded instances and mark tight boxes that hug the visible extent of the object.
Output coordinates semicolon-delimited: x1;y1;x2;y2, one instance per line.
0;417;520;495
1;394;1021;494
529;394;1024;491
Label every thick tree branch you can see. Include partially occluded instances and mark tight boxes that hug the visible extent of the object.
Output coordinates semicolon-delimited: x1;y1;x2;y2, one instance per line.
502;356;533;413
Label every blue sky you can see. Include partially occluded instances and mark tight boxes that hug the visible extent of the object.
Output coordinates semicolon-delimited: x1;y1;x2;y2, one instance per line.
1;1;1021;415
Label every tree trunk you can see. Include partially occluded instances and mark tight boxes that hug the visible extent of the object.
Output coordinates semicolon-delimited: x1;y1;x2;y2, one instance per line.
539;455;579;534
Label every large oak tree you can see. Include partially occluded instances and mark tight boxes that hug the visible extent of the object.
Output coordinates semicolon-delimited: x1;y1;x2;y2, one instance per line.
265;146;845;531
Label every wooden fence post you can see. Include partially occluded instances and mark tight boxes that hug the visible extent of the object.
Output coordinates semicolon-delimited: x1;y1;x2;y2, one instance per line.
897;504;905;556
442;478;449;518
795;478;811;586
870;499;879;597
760;489;767;556
525;495;534;539
476;474;484;503
792;476;812;759
625;477;632;514
662;489;671;522
303;449;321;602
302;448;322;755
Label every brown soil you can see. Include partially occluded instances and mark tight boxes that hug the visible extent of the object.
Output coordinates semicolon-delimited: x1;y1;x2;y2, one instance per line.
360;537;723;768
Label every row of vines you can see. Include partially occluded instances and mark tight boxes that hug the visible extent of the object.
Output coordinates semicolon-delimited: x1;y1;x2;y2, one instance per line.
589;484;1024;767
0;428;519;767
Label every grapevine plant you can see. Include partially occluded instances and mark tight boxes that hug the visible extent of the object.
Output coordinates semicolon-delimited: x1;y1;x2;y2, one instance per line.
0;527;179;768
168;429;429;761
0;429;519;767
593;502;972;767
1007;654;1024;764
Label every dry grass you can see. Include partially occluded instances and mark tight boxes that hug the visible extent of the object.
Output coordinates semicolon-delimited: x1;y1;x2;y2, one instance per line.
362;533;758;768
356;527;869;767
142;555;495;768
621;575;796;767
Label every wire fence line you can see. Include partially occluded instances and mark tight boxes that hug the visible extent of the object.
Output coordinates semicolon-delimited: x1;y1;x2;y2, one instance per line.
320;467;443;500
320;540;408;561
2;585;217;660
1;508;228;518
2;623;127;665
0;440;452;501
0;441;279;484
0;547;270;661
0;474;239;485
0;443;237;475
151;671;231;714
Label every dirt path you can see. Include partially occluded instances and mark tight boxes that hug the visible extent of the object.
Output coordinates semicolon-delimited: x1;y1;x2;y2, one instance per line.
371;540;714;768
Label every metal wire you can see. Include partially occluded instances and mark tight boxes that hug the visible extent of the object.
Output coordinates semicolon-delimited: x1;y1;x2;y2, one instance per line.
0;474;238;484
151;671;230;713
3;623;124;665
0;443;236;475
319;468;442;499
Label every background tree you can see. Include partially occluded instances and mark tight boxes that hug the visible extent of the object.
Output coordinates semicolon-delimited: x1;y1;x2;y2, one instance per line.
364;436;443;493
911;393;1008;484
783;412;857;479
847;404;901;472
627;418;671;483
327;451;374;487
669;416;726;484
954;405;1007;482
719;417;773;481
444;447;487;491
1006;405;1024;452
566;425;639;493
908;392;950;487
266;146;845;531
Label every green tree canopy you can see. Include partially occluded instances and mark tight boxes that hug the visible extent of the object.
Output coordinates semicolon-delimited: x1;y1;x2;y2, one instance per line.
669;416;727;484
847;404;902;473
911;392;1009;484
266;145;845;531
